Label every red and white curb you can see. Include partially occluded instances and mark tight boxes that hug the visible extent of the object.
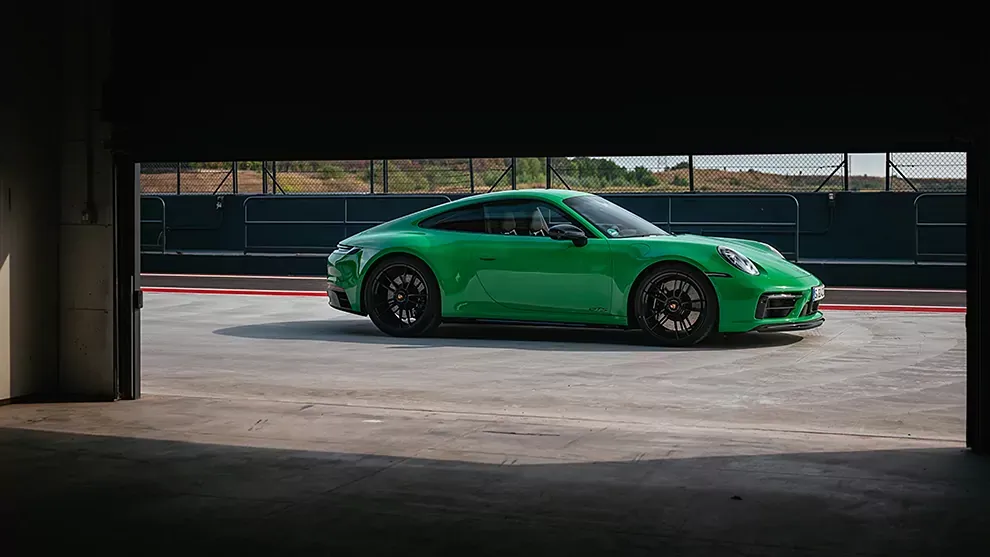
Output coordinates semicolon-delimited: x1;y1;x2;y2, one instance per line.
818;303;965;313
140;287;966;313
140;286;327;297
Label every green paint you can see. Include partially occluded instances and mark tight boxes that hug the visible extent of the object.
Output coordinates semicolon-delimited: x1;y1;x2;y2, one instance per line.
327;189;825;346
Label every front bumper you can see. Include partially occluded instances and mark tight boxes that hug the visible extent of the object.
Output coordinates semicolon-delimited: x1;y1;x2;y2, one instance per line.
717;278;827;333
752;315;824;333
327;283;363;315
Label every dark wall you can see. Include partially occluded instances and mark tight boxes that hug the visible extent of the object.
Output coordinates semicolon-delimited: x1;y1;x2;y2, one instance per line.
107;43;977;162
141;192;966;264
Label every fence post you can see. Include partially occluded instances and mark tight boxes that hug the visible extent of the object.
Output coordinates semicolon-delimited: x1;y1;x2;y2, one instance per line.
272;162;277;195
469;158;474;193
383;159;389;194
262;161;268;195
843;153;850;191
688;155;695;192
885;153;891;191
546;157;551;189
511;157;517;189
369;160;375;194
232;161;238;194
175;162;181;195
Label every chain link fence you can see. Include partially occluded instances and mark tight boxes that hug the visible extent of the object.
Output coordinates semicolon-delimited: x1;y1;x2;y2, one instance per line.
547;156;690;192
693;154;847;192
140;152;966;194
382;159;513;194
888;152;966;192
269;161;372;193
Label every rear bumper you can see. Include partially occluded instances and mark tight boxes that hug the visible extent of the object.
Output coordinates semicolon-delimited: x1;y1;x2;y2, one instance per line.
751;314;824;333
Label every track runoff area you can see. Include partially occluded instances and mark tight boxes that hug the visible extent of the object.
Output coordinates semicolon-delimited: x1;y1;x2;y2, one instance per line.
140;273;966;313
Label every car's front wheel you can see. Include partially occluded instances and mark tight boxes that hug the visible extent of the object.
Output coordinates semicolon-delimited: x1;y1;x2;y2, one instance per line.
364;255;441;338
633;262;718;347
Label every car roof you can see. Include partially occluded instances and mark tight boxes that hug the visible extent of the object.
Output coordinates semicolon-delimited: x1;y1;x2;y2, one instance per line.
445;188;592;206
399;188;594;225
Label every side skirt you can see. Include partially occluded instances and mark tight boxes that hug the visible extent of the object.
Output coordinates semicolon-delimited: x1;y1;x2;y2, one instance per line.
441;317;632;330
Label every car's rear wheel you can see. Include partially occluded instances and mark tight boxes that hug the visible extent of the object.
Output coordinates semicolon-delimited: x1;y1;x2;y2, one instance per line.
364;255;441;338
633;263;718;347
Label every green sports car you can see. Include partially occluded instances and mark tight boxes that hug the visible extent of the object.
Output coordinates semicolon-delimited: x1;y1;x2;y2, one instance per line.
326;189;825;346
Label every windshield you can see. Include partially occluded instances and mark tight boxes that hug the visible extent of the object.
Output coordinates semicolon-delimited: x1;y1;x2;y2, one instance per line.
563;195;670;238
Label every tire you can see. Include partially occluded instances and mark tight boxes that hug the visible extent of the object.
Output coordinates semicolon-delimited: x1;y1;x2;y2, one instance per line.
632;262;718;347
363;254;442;338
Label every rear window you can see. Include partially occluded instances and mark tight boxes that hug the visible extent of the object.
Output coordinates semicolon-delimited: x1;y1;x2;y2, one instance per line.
418;204;486;233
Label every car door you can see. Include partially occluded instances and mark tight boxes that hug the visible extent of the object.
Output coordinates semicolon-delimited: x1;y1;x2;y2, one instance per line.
473;199;612;316
414;202;505;317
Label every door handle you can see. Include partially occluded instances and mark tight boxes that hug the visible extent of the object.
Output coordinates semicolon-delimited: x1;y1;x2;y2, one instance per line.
479;257;496;261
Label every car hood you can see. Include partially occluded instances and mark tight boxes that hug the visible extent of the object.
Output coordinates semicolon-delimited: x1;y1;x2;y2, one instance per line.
638;233;811;278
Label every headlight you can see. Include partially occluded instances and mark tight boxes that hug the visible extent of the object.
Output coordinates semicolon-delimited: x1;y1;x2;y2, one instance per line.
718;246;759;275
761;242;784;259
332;244;361;256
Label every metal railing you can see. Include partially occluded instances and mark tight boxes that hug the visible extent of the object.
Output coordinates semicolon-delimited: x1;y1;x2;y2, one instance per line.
140;196;167;253
605;193;801;261
914;193;966;263
242;194;452;253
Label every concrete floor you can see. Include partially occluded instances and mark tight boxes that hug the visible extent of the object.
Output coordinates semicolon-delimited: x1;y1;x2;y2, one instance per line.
0;292;982;555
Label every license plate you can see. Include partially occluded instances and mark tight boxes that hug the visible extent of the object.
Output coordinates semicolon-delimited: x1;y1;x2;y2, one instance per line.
812;285;826;301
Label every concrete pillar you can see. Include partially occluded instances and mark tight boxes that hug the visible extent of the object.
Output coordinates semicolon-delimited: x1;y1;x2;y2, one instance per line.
1;5;62;401
1;1;118;403
57;1;117;399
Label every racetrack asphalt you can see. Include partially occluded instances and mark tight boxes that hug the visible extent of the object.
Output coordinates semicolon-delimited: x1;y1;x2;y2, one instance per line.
0;277;972;555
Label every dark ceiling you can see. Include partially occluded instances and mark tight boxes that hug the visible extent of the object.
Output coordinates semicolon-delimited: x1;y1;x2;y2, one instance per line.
105;33;982;161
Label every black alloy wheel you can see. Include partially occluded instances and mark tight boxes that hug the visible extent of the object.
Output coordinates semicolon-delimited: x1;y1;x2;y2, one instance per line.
634;263;718;347
365;255;441;337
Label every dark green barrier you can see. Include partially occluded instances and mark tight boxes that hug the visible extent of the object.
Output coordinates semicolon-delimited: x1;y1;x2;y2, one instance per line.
242;194;452;253
141;191;967;287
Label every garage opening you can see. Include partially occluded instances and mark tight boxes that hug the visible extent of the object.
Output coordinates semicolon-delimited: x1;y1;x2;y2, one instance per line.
136;152;966;448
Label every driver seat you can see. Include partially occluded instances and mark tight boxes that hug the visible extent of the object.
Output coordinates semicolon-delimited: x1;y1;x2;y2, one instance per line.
529;207;549;236
500;213;517;235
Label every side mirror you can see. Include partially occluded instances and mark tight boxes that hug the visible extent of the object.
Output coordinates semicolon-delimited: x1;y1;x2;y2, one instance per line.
548;223;588;247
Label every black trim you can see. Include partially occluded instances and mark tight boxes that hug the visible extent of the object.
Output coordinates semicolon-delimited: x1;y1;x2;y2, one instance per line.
752;316;825;333
755;292;802;319
442;317;630;330
799;299;821;316
705;272;732;278
327;285;365;315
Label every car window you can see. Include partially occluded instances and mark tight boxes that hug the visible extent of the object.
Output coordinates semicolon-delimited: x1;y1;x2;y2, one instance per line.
563;194;669;238
418;204;486;233
481;199;589;237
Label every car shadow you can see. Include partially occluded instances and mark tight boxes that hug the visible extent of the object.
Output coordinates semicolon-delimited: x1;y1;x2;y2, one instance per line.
212;318;807;352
